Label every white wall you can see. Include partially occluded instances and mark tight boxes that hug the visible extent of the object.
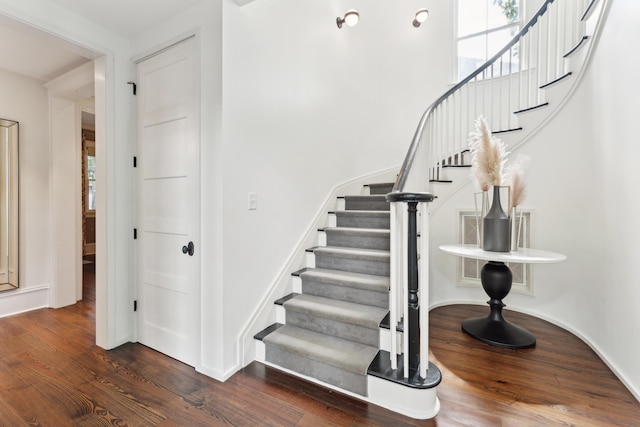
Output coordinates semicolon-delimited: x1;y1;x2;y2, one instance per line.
0;68;50;315
48;96;80;308
429;0;640;400
582;0;640;399
221;0;453;375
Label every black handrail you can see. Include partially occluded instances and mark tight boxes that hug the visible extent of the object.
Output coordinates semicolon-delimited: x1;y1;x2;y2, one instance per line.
392;0;557;193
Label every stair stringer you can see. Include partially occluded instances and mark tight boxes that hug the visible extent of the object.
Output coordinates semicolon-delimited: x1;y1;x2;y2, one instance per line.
237;166;399;368
429;0;611;213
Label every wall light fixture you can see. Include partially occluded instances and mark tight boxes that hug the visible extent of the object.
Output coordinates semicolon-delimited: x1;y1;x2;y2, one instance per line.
337;10;360;29
413;8;429;28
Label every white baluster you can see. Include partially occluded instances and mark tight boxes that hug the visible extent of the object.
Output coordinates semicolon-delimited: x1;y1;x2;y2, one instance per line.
508;47;514;129
537;15;543;104
401;205;409;378
546;6;552;88
389;202;398;370
419;202;430;379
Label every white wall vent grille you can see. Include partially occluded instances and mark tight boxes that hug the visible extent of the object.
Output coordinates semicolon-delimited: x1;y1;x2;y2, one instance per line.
458;210;533;295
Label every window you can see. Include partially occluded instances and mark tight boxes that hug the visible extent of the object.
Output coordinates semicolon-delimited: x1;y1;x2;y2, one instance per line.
457;0;521;81
84;139;96;212
87;151;96;211
458;209;532;295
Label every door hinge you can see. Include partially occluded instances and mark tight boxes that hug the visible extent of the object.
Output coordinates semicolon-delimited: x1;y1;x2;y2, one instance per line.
134;300;138;312
133;156;137;168
133;228;137;240
127;81;137;95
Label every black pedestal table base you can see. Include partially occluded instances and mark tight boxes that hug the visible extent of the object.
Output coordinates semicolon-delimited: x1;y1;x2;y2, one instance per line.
461;261;536;349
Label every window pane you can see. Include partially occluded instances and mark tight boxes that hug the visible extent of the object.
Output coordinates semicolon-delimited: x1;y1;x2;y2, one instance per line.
487;26;518;59
458;35;487;80
88;155;96;211
457;0;520;81
487;0;519;30
458;0;488;37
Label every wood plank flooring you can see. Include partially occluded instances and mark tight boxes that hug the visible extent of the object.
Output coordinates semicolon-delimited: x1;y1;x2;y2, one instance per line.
0;261;638;426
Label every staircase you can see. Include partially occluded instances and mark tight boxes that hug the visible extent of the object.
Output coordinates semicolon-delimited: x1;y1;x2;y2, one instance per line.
402;0;607;200
255;184;393;396
250;0;610;420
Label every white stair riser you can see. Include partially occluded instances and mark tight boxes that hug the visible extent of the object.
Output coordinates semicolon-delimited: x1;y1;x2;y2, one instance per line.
379;328;403;353
306;252;316;268
292;275;302;294
437;166;471;183
317;230;327;247
255;340;266;361
513;105;551;134
327;213;337;228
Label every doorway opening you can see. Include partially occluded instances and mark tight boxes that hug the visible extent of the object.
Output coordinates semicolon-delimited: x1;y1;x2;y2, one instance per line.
82;109;96;301
1;11;109;341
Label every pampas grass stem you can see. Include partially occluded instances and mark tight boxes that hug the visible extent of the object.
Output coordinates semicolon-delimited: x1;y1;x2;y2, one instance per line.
506;154;530;210
468;116;508;191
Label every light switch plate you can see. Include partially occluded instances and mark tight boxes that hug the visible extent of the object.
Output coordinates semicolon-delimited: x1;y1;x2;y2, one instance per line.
248;192;257;210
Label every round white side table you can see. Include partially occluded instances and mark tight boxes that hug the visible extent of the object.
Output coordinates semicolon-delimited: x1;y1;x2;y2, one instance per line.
439;244;566;349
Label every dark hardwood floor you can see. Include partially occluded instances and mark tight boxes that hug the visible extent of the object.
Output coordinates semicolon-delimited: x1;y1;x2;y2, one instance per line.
0;260;638;426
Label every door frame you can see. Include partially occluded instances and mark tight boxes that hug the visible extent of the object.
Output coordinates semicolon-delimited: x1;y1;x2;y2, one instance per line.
0;5;139;350
43;44;124;350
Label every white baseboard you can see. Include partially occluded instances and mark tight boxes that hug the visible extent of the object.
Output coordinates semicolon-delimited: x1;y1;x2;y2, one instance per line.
196;362;238;382
0;284;50;318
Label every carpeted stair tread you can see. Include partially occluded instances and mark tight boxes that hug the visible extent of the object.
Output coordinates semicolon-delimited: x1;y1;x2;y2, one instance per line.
344;195;389;211
313;246;390;276
300;268;389;293
335;210;390;229
299;268;389;308
367;182;395;195
335;210;390;216
283;294;388;329
324;227;390;237
313;246;390;261
263;324;379;376
345;195;387;201
323;227;390;250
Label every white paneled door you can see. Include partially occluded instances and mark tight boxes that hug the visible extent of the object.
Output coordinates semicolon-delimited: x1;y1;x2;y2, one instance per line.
136;37;200;366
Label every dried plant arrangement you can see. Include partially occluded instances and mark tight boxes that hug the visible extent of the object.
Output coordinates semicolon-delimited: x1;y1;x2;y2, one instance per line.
468;115;532;252
506;154;531;211
468;115;509;191
505;154;530;250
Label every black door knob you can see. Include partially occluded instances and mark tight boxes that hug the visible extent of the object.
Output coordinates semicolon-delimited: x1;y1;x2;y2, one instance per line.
182;241;195;256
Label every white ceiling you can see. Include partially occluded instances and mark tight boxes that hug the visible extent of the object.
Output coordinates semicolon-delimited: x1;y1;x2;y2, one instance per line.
0;16;94;82
45;0;205;38
0;0;204;82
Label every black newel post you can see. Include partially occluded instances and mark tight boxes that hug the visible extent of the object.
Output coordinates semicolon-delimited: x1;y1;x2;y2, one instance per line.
407;201;420;376
385;191;437;381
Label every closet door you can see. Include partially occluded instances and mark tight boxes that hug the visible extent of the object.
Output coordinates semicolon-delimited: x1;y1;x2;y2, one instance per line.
136;37;200;366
